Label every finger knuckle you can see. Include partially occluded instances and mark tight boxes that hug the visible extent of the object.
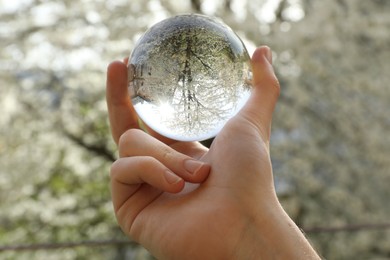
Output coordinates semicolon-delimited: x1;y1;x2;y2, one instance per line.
159;146;185;167
141;156;162;172
110;159;122;179
273;77;281;97
161;147;174;160
118;129;143;155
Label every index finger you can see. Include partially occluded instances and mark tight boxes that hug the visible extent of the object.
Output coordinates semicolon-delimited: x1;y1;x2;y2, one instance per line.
106;60;140;144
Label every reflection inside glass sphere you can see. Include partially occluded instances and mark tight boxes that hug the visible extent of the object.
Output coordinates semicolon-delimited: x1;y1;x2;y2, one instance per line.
128;14;252;141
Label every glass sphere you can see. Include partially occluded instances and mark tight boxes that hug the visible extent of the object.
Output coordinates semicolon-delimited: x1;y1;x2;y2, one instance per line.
128;14;252;141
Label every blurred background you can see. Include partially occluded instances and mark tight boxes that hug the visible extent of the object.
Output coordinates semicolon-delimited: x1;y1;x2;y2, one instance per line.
0;0;389;259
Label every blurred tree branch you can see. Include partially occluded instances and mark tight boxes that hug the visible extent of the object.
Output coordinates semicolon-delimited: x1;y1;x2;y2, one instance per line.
63;130;116;162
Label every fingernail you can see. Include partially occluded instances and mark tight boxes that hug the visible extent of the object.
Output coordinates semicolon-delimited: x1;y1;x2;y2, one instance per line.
264;46;272;64
184;160;205;175
164;170;182;184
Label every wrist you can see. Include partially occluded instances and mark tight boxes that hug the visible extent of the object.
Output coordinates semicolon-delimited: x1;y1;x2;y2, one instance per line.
234;197;320;259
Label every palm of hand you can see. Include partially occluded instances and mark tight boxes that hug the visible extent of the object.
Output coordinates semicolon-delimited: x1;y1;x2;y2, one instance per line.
115;115;274;259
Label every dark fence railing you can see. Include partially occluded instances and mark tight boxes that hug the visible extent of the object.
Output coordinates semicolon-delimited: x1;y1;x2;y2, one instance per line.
1;222;390;252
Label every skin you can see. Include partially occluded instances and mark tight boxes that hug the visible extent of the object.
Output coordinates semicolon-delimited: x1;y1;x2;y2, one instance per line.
106;46;320;259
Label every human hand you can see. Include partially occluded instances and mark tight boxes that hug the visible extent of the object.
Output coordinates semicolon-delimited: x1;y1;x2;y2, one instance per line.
107;46;319;259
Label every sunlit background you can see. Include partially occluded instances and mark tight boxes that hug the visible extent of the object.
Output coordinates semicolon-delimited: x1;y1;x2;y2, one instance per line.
1;0;389;259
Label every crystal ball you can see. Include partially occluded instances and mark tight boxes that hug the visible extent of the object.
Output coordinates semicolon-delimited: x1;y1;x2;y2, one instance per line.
128;14;252;141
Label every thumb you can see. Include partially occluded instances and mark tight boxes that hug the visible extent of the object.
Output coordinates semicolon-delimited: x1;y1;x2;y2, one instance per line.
239;46;280;141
